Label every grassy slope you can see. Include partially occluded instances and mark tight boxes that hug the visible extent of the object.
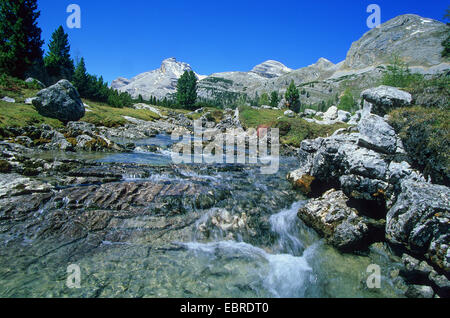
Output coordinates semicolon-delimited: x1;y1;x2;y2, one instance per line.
0;82;164;129
239;106;347;147
0;100;64;129
0;98;162;129
82;99;160;127
1;76;344;147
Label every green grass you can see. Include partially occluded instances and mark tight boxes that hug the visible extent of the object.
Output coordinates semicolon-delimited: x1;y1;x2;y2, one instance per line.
239;106;284;127
279;118;347;147
82;99;160;127
239;106;347;147
0;100;64;129
0;87;38;103
0;98;161;130
158;106;224;123
0;73;162;129
201;77;234;85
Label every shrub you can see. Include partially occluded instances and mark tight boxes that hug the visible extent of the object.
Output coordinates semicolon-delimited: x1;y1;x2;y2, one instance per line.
389;106;449;186
338;88;356;112
381;56;424;88
408;75;450;110
258;92;270;106
275;120;291;136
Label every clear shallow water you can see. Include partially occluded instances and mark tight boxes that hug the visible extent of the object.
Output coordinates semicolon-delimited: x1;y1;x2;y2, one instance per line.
0;135;406;298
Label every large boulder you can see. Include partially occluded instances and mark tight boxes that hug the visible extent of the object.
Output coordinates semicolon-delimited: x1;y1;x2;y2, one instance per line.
288;112;422;204
297;189;371;251
33;80;85;122
303;108;317;117
386;180;450;272
323;106;338;121
357;114;403;154
337;110;351;123
361;85;412;116
405;285;435;298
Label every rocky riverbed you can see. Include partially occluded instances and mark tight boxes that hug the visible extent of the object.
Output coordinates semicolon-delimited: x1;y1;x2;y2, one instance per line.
0;126;410;298
0;83;448;298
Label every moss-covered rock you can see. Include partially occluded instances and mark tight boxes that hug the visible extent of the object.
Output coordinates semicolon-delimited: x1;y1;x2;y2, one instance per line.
0;160;12;173
389;106;449;186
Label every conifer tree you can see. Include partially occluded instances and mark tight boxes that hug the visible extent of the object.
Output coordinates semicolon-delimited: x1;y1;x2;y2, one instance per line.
259;92;270;106
176;71;197;110
73;57;89;96
270;91;279;107
285;80;300;113
44;26;74;83
0;0;44;79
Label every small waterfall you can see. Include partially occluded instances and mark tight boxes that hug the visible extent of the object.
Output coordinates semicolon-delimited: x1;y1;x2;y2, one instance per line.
269;201;307;256
183;201;317;298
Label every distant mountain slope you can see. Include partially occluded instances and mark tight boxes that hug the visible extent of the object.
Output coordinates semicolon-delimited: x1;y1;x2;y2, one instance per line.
250;60;293;78
111;14;450;106
343;14;448;70
111;58;206;100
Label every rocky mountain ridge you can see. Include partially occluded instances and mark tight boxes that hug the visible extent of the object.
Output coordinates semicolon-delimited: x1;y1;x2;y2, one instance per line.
111;57;207;100
111;14;449;106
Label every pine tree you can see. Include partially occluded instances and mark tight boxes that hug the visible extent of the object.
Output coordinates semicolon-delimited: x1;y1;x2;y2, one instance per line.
44;26;74;83
0;0;44;79
259;92;270;106
270;91;279;107
176;71;197;110
320;101;326;112
73;57;89;96
285;80;300;113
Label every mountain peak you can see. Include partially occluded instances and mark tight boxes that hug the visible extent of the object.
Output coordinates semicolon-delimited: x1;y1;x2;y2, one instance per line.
314;58;335;69
344;14;447;69
163;57;177;62
251;60;292;78
112;57;206;99
160;57;192;77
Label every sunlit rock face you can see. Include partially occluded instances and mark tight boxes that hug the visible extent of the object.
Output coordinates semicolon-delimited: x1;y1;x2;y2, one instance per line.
343;14;448;70
250;60;293;78
111;57;206;100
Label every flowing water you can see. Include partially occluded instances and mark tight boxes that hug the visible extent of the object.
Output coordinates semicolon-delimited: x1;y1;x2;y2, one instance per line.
0;135;406;298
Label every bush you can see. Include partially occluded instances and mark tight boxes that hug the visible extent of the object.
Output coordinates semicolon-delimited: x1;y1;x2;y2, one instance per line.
408;75;450;110
338;88;356;112
275;120;292;136
381;56;424;88
0;74;37;93
389;106;449;186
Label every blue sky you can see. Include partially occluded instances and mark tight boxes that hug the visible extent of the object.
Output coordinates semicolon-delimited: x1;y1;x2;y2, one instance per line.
36;0;449;83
